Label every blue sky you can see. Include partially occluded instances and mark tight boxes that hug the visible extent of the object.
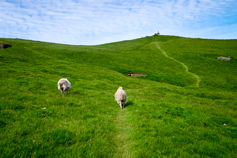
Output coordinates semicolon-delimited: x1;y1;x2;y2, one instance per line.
0;0;237;45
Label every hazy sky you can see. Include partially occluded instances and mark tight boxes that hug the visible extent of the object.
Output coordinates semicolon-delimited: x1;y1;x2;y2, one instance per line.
1;0;236;45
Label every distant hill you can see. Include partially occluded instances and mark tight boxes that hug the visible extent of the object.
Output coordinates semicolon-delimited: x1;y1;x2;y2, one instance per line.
0;35;236;157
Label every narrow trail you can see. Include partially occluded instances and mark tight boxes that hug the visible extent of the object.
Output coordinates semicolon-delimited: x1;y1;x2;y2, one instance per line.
24;47;80;71
114;110;130;158
156;43;200;87
24;47;55;59
113;42;201;156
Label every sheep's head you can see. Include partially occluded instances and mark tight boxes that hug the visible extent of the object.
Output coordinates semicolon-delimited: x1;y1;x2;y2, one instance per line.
59;83;64;91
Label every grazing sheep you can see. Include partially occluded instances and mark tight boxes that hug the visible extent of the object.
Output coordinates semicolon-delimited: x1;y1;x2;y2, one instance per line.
217;56;231;61
57;78;71;96
115;87;127;109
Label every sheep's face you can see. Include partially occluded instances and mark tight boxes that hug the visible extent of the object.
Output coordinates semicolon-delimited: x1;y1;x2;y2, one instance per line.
59;84;64;91
118;87;123;90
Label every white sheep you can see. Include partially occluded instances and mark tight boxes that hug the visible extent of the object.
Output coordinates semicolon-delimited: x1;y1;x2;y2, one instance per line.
115;87;127;109
217;56;231;61
57;78;71;96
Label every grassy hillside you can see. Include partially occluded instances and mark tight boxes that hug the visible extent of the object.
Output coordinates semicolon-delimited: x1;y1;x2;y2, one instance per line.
0;35;236;157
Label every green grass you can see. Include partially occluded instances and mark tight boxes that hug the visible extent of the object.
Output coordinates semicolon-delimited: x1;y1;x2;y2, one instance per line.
0;35;236;157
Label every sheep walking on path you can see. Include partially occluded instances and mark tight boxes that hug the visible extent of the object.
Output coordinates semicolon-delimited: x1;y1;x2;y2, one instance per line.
115;87;127;109
58;78;71;96
217;56;231;61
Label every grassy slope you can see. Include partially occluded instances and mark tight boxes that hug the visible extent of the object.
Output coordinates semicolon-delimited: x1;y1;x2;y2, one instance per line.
0;35;236;157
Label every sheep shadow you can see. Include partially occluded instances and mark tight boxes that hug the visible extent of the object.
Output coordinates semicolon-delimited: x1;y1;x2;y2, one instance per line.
124;101;133;108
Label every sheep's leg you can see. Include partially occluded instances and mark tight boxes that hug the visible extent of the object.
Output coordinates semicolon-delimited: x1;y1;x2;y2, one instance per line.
62;91;65;97
60;86;64;96
119;103;123;109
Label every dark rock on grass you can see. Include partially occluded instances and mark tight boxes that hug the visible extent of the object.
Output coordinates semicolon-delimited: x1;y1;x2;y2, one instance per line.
0;44;12;49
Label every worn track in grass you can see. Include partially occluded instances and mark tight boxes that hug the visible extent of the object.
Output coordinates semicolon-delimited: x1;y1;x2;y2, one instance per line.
114;109;130;158
156;43;200;87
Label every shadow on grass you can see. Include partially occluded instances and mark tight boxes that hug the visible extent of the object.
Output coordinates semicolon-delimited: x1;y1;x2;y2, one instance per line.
125;101;133;108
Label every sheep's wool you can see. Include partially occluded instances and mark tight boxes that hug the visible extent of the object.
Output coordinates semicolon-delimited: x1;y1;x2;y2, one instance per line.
115;87;127;109
58;78;71;95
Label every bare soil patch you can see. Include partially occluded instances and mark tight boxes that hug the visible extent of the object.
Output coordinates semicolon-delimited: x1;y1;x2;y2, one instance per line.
126;72;147;77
